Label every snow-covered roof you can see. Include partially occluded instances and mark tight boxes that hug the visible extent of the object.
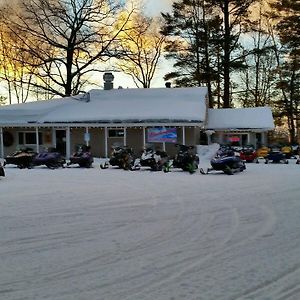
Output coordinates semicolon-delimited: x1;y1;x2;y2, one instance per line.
0;87;208;126
206;107;275;131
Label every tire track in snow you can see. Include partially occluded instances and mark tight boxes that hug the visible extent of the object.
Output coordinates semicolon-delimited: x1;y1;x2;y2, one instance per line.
230;263;300;300
117;202;276;300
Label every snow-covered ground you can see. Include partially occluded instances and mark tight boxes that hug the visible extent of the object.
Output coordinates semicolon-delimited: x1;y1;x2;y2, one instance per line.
1;148;300;300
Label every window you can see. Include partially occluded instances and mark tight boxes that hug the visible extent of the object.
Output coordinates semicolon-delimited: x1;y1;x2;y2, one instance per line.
108;129;124;138
18;132;43;145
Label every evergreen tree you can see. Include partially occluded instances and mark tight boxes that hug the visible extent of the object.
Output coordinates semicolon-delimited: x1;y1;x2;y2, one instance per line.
237;1;278;108
161;0;223;108
161;0;257;108
211;0;257;107
271;0;300;143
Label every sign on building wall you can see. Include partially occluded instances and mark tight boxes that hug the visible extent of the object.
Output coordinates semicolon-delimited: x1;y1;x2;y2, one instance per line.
147;127;177;143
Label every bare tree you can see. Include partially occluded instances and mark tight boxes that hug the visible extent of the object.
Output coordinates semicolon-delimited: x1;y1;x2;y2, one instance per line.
116;12;166;88
0;28;36;103
0;0;133;97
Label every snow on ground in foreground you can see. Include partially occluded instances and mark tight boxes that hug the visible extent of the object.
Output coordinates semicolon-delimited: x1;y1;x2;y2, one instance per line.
1;154;300;300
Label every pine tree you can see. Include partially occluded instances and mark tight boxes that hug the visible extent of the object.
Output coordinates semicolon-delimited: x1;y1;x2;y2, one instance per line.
271;0;300;143
161;0;257;108
161;0;223;108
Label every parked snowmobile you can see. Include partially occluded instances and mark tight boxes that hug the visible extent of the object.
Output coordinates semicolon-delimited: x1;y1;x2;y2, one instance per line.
100;145;135;170
32;147;66;169
170;144;199;174
138;147;170;171
256;145;270;158
239;145;258;163
0;162;5;177
4;148;37;168
265;147;288;164
67;145;94;168
200;146;246;175
281;145;294;159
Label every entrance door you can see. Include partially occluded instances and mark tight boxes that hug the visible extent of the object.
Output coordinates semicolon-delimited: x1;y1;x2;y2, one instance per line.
55;130;66;155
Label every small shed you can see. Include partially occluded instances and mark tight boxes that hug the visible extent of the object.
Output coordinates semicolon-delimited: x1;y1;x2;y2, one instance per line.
205;107;275;148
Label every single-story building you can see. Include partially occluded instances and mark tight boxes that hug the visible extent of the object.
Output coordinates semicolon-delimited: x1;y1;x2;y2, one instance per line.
0;87;275;159
205;107;275;148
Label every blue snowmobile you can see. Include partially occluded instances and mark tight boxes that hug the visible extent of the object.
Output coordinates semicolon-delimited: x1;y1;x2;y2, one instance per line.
67;144;94;168
32;147;66;169
200;146;246;175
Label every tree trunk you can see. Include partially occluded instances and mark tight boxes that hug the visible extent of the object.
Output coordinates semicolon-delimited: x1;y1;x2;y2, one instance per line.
223;0;231;108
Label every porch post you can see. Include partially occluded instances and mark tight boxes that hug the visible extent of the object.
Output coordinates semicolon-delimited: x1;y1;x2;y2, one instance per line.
35;127;40;153
262;132;266;145
205;130;215;145
104;127;108;158
66;127;71;159
0;127;4;158
85;127;89;147
247;133;251;145
182;126;186;145
124;127;127;146
143;127;146;148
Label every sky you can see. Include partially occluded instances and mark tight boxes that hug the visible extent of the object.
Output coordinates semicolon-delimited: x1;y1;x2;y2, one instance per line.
111;0;174;90
144;0;173;15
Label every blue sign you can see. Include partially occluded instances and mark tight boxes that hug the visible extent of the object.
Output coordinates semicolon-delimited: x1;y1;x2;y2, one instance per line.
147;127;177;143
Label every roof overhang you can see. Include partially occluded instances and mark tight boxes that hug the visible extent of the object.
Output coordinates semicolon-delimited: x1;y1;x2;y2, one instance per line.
0;121;205;128
207;128;274;132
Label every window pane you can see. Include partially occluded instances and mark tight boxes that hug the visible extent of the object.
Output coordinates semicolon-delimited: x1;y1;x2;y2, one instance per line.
18;132;24;144
109;129;124;137
25;132;36;144
38;132;43;145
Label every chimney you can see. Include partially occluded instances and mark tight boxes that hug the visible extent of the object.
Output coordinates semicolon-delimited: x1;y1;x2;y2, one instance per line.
165;82;171;88
103;72;114;90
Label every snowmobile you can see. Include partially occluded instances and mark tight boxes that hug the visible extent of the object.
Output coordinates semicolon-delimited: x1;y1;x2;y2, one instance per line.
32;147;66;169
100;145;135;170
239;145;258;163
4;148;37;168
265;147;288;164
256;146;270;158
0;162;4;177
281;145;294;159
67;145;94;168
170;144;199;174
200;147;246;175
137;147;170;171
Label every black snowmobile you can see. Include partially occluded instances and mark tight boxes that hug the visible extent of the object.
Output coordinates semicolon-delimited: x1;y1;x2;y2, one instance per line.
32;147;66;169
67;145;94;168
170;144;199;174
265;146;288;164
137;147;170;171
0;162;5;177
200;146;246;175
4;148;37;168
100;145;135;170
